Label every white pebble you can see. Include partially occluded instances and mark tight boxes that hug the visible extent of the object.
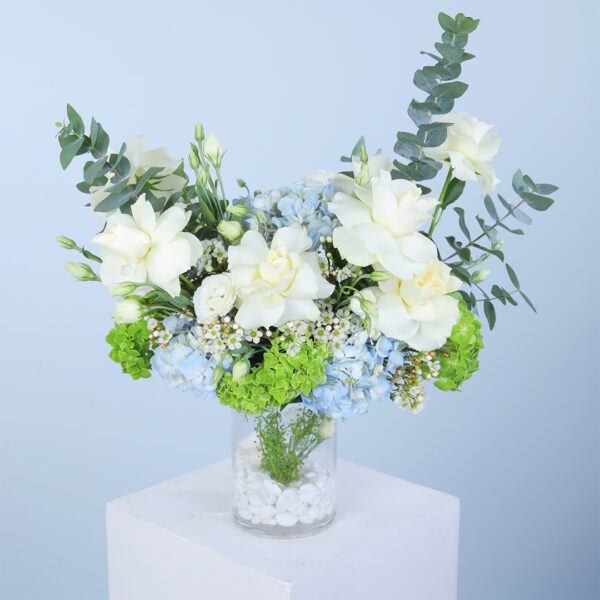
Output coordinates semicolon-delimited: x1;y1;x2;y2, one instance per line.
275;489;298;513
275;512;298;527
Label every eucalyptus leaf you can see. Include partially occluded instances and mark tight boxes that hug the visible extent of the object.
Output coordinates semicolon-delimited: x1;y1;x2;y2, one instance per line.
483;300;496;330
522;192;554;211
505;264;520;288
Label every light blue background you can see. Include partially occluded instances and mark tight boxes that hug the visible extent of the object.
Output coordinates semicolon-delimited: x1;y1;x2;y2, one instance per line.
1;1;598;598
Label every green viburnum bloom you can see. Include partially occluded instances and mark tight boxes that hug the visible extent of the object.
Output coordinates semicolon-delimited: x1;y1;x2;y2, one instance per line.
106;320;153;380
435;300;483;392
218;340;330;414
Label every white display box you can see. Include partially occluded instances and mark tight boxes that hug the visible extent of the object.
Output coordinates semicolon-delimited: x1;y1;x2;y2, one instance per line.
107;459;460;599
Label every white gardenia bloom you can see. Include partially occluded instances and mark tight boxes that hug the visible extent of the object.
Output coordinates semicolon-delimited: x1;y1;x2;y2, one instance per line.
193;273;237;323
424;113;501;195
93;195;203;297
330;170;438;279
113;299;142;324
90;135;186;212
228;225;334;329
376;260;462;351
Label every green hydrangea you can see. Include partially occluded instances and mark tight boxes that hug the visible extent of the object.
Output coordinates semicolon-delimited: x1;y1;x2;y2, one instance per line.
218;340;330;414
435;300;483;392
106;320;153;380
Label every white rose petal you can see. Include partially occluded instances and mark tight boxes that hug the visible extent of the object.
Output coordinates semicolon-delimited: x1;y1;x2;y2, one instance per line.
193;273;237;323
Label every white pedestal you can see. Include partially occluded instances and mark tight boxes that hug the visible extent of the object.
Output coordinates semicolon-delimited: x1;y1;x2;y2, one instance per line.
107;460;460;600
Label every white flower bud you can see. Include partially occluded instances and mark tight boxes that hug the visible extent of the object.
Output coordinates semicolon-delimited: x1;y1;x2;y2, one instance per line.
204;133;224;166
194;122;204;142
188;145;200;170
217;220;243;242
57;235;76;249
112;299;142;324
472;269;491;283
232;359;250;382
366;270;393;281
109;281;138;297
66;262;98;281
226;204;249;217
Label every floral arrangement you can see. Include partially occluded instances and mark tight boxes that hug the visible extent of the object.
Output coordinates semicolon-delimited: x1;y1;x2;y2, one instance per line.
56;12;556;486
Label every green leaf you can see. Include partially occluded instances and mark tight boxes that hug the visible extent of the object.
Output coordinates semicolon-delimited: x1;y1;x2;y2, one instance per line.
90;121;110;158
484;195;499;220
418;122;449;147
430;81;468;99
394;132;421;159
434;43;464;62
522;192;554;211
133;166;164;195
535;183;558;195
95;189;133;212
498;222;524;235
83;158;108;185
59;135;84;169
512;207;532;225
491;285;507;305
438;12;455;32
483;300;496;330
443;178;466;207
519;290;537;313
454;206;471;239
505;264;520;289
66;104;85;136
450;264;472;284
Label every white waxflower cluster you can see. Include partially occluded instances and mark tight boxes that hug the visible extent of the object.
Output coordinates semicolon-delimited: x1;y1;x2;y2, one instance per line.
189;316;246;358
278;300;357;354
196;238;227;274
317;248;362;284
390;352;440;414
145;316;173;348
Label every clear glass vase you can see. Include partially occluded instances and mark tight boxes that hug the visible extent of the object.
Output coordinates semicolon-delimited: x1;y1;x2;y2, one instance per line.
232;403;336;538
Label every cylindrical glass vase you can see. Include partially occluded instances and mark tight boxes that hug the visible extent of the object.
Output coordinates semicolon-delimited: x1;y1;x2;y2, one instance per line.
232;403;336;538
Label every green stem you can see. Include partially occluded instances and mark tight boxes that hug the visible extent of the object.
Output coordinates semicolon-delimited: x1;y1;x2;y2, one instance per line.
427;167;454;238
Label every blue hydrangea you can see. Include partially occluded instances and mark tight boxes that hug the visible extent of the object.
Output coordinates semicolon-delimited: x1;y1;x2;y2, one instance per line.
302;332;392;420
151;335;219;400
375;335;406;375
239;180;339;249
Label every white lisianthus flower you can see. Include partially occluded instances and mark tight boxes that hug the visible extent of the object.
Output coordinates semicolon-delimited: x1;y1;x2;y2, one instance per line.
93;195;203;297
113;298;142;324
90;135;186;212
376;261;462;351
423;113;501;195
330;170;438;279
193;273;237;323
228;225;334;329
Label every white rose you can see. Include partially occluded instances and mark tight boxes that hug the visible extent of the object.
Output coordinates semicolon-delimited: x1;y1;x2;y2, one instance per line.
330;170;438;279
193;273;237;323
376;261;462;351
330;153;392;194
93;195;203;297
228;225;334;329
90;135;186;212
113;299;142;324
423;113;501;195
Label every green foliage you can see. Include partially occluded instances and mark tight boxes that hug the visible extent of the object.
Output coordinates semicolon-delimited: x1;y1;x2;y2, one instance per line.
218;341;330;414
445;171;558;327
106;320;153;380
392;12;479;184
435;300;483;391
57;104;190;214
255;408;323;484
